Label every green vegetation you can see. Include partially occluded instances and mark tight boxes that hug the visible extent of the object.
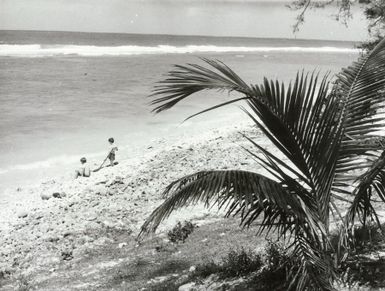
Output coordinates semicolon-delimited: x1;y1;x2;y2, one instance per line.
167;221;197;243
108;219;266;290
337;223;385;288
140;38;385;290
192;242;305;290
194;248;263;279
291;0;385;51
147;233;385;290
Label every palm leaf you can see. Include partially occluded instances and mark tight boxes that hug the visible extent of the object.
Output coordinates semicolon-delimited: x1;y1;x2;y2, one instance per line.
144;41;385;289
342;150;385;246
150;58;253;113
332;37;385;200
289;233;336;291
152;61;341;226
138;169;333;289
138;170;319;237
243;73;344;224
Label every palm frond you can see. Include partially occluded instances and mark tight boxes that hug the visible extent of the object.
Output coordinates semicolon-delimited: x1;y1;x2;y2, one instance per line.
151;59;344;229
333;37;385;195
289;233;336;291
143;39;385;289
243;73;344;223
138;168;333;289
138;170;319;238
237;139;329;248
345;150;385;233
150;58;253;113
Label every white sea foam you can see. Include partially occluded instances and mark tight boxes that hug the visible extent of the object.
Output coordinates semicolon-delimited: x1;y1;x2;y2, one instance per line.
0;44;359;57
0;151;106;174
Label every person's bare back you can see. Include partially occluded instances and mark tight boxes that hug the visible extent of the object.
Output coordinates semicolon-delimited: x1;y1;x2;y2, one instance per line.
74;157;90;179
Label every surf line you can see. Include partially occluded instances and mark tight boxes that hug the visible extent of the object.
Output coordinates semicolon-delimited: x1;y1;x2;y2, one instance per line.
0;44;359;57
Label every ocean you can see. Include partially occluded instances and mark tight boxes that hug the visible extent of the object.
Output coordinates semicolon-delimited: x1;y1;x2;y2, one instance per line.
0;30;360;195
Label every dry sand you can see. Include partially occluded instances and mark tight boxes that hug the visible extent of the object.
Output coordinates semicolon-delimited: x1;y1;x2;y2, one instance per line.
0;122;275;289
1;122;385;290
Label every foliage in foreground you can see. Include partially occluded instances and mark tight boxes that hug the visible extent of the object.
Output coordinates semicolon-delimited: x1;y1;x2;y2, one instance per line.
192;242;299;290
167;221;197;243
192;236;385;290
139;37;385;290
194;247;263;279
337;224;385;288
291;0;385;51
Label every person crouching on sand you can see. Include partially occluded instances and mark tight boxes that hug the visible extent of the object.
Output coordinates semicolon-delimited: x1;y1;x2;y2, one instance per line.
74;157;91;179
108;137;118;166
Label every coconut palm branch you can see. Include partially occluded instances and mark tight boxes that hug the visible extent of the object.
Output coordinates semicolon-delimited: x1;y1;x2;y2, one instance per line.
334;150;385;258
139;170;335;289
140;170;318;236
140;38;385;290
331;37;385;203
243;74;344;228
143;60;342;289
338;150;385;248
151;59;253;114
326;39;385;251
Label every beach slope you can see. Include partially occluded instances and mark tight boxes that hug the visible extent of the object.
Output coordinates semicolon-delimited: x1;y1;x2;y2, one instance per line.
0;123;272;290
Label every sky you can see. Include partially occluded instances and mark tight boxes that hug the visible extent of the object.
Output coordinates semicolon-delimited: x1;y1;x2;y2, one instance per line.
0;0;369;41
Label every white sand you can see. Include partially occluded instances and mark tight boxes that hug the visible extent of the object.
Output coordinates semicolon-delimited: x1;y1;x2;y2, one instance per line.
0;123;239;228
0;122;276;277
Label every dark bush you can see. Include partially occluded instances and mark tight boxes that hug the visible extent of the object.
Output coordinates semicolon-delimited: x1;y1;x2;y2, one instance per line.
330;224;385;254
193;261;223;278
220;248;263;278
255;241;297;291
192;242;319;290
194;248;263;279
351;224;385;250
340;256;385;288
167;221;197;243
336;224;385;288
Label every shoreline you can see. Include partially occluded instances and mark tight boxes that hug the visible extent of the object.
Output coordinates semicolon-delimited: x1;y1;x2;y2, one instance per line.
0;110;249;197
1;119;384;290
0;119;255;226
0;121;274;288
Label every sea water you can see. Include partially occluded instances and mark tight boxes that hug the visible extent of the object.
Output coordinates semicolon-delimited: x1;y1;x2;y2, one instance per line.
0;30;359;194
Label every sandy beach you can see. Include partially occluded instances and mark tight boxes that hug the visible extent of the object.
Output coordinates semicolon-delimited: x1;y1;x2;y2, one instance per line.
2;114;384;291
2;0;383;288
0;121;261;228
0;122;276;289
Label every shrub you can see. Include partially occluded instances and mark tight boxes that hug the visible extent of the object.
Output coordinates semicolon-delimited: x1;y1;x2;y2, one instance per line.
264;240;288;268
193;261;223;278
330;224;385;264
256;241;297;291
191;242;306;290
220;248;263;278
194;248;263;279
147;280;179;291
351;224;385;251
336;224;385;288
167;221;196;243
340;256;385;288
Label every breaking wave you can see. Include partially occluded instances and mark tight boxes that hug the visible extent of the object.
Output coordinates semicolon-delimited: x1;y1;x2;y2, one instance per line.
0;44;359;57
0;151;106;174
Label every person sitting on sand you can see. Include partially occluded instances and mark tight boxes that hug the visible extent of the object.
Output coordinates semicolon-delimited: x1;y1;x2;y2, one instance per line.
74;157;91;179
108;137;118;166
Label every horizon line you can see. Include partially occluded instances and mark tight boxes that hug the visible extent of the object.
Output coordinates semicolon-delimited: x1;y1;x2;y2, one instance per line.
0;29;361;44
